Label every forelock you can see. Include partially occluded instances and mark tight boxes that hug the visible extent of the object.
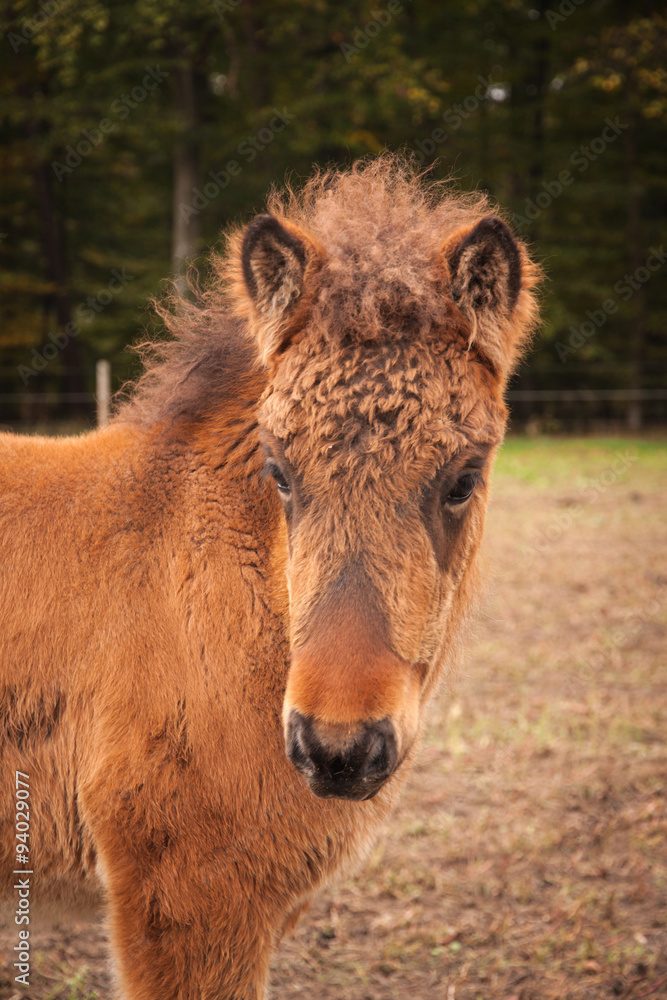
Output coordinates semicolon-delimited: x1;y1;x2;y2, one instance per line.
266;156;492;346
260;331;505;498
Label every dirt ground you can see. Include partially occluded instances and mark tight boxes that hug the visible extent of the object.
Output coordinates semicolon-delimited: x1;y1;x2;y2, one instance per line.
1;438;665;1000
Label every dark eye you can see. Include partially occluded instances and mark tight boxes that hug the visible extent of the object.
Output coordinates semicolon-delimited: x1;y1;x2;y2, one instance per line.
267;463;291;497
443;473;479;506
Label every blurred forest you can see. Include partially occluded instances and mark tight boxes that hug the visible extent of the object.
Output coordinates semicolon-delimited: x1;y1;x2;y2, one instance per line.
0;0;665;431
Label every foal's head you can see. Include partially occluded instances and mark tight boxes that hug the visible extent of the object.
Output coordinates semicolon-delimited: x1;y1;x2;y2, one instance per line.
233;161;539;801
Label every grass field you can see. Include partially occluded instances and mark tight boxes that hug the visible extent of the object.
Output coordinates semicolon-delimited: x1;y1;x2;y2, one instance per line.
1;437;665;1000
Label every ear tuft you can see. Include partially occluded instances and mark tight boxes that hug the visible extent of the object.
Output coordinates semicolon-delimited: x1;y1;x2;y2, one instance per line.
240;214;311;365
242;214;307;317
448;215;521;318
444;215;536;377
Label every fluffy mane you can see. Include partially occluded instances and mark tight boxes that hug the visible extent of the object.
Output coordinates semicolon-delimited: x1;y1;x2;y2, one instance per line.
117;155;524;428
261;156;492;343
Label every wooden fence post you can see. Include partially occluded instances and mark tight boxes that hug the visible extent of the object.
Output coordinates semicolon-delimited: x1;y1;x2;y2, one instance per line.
96;359;111;427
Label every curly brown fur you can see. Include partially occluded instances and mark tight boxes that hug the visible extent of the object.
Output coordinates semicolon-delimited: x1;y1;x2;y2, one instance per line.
1;155;540;1000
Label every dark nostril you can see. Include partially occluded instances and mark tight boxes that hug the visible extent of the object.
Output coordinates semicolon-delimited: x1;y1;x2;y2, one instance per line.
286;711;316;776
360;720;397;781
286;710;398;795
362;733;389;777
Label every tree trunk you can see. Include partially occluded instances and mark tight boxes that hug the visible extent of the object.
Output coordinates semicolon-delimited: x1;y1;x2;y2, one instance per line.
29;130;87;418
506;4;550;427
624;87;645;433
242;0;268;109
172;62;201;288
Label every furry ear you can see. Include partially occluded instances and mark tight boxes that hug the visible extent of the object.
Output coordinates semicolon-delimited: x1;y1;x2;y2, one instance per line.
444;215;529;375
241;214;310;364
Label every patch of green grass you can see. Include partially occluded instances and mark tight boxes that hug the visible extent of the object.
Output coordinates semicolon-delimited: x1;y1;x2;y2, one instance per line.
45;967;97;1000
495;436;667;488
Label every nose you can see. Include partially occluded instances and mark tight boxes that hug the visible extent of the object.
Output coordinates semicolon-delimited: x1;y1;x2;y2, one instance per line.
286;711;398;801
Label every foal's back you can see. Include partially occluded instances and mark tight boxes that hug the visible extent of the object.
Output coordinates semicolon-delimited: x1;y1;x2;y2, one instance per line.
0;425;174;900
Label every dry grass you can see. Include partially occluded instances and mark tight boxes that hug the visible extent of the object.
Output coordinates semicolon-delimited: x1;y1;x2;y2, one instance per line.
1;437;665;1000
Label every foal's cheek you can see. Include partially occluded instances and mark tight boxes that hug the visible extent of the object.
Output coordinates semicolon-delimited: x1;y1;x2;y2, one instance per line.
267;517;291;627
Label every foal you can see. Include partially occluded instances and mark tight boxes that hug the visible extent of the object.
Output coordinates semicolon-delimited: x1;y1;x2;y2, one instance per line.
0;157;538;998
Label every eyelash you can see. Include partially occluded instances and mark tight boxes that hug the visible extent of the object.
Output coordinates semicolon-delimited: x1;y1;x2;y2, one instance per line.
442;471;483;506
266;463;290;495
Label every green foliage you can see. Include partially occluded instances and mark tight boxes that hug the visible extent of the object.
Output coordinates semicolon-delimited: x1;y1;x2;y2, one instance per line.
0;0;665;426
